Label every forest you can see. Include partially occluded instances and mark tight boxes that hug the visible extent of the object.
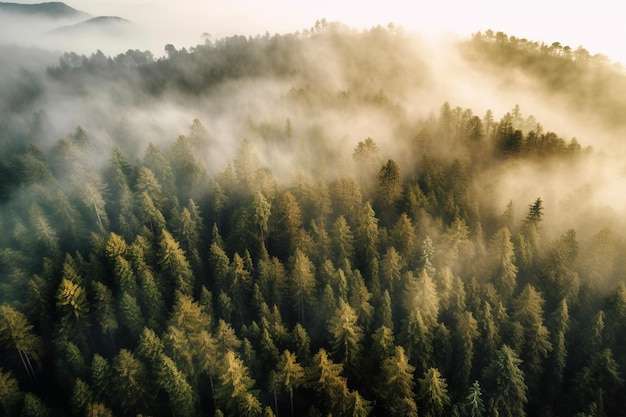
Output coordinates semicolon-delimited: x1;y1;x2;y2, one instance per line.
1;22;626;417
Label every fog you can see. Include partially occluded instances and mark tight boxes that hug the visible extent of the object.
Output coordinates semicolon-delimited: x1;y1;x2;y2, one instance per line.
0;3;625;261
3;7;626;415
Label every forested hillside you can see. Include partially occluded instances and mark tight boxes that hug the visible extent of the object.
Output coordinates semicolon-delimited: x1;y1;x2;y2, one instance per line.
1;23;626;417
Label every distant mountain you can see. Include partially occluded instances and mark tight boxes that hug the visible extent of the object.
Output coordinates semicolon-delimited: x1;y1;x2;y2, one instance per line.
0;1;90;19
47;15;136;36
0;2;144;54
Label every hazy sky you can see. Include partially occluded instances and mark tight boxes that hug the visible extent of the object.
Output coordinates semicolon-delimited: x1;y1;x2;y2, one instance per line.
7;0;626;64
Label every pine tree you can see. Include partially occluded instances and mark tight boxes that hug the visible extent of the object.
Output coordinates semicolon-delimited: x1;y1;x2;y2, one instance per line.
489;227;517;298
305;348;349;415
483;345;527;417
328;299;364;377
158;353;195;417
289;249;316;324
112;349;151;415
464;380;485;417
0;367;23;416
453;311;479;390
417;367;451;417
403;269;439;326
159;229;194;296
331;216;355;264
380;346;417;417
276;350;305;417
512;285;552;390
355;202;380;273
391;213;418;264
90;354;111;402
216;351;261;417
0;305;42;384
378;159;402;219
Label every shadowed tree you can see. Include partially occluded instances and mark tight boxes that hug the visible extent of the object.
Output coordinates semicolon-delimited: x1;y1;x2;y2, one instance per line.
289;249;316;324
380;346;418;417
391;213;418;265
155;353;194;417
464;380;485;417
0;368;23;416
512;285;552;391
276;350;305;416
159;229;194;296
305;348;349;415
483;345;527;417
216;350;262;417
453;311;479;390
0;305;42;390
417;367;451;417
489;227;517;299
377;159;402;222
328;299;364;377
352;137;381;197
355;201;380;277
331;215;355;264
112;348;151;415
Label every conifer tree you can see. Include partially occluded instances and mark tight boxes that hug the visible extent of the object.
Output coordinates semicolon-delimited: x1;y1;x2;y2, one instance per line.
276;350;305;416
328;299;364;377
355;202;380;273
159;229;194;296
483;345;527;417
417;367;451;417
512;285;552;390
490;227;518;298
112;349;151;415
0;367;23;416
157;353;195;417
305;348;349;415
378;159;402;219
380;346;417;417
464;380;485;417
216;351;261;417
0;305;42;382
289;249;315;324
332;216;355;264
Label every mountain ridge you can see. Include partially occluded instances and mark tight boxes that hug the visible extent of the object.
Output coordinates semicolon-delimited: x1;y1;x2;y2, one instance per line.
0;1;90;19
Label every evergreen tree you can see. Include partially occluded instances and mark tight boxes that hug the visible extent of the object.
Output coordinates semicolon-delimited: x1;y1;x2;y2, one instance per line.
380;346;417;417
417;367;451;417
489;227;518;298
483;345;527;417
328;299;364;377
112;349;151;415
512;285;552;390
276;350;305;417
159;229;194;296
331;216;355;264
305;349;349;415
464;380;485;417
391;213;418;265
377;159;402;220
0;367;22;416
289;249;316;324
216;351;262;417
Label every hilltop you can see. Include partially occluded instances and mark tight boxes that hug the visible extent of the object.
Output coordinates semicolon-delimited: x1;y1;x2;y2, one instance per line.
0;1;89;19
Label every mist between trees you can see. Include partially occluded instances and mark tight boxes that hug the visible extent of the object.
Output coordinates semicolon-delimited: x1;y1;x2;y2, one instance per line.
1;22;626;417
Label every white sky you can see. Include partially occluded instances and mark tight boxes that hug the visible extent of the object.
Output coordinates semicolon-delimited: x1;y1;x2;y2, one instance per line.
9;0;626;64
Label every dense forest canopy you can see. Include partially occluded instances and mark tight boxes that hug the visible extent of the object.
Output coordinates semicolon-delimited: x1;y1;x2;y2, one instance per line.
1;22;626;417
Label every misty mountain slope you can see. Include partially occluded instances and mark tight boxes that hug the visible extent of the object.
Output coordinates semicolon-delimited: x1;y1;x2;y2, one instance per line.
461;30;626;131
47;16;137;36
0;1;89;19
1;24;626;417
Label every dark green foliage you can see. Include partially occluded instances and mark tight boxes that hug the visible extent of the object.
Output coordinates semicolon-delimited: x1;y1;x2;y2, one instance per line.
0;24;625;417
